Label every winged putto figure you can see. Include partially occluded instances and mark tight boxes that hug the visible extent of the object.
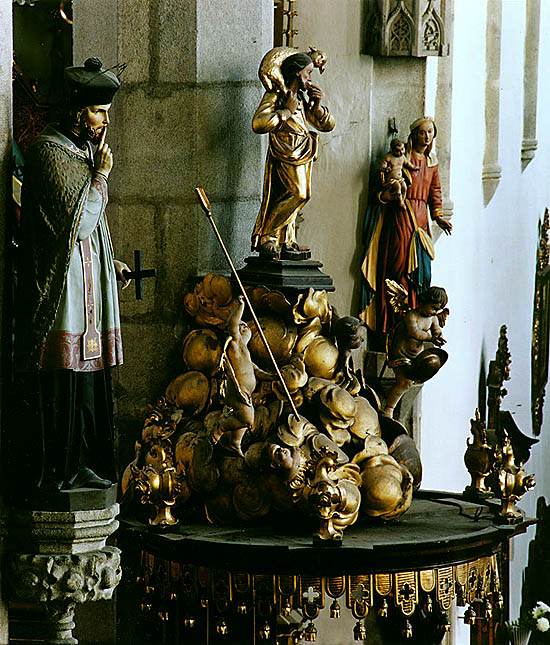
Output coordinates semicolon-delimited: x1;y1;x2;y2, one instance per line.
383;279;449;417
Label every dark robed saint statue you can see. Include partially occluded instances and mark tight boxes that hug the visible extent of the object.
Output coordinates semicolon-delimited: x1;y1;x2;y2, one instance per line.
13;58;131;498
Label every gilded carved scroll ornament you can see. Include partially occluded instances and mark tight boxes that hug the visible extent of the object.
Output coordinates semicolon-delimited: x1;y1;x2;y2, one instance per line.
122;274;421;540
464;326;537;522
532;208;550;436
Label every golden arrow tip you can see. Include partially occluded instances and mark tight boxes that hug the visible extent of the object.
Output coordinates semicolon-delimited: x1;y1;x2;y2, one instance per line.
195;187;211;214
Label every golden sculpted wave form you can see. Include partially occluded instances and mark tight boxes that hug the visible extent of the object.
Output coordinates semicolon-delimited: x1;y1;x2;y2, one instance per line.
123;274;423;541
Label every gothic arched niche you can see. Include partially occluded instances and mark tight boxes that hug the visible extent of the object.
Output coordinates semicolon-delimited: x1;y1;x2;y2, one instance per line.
365;0;451;58
387;4;414;56
421;4;443;53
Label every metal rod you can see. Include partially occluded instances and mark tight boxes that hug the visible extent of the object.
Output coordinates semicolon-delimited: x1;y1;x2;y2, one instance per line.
195;187;299;418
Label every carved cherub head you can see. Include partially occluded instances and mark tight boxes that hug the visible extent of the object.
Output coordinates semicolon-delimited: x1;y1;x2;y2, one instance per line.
417;286;448;316
244;441;303;482
333;316;365;351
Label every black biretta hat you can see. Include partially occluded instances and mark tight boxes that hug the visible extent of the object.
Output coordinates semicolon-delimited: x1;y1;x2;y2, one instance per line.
64;58;121;107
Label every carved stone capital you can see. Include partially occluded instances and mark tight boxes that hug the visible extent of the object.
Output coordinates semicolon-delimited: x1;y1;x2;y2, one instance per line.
7;504;121;644
521;138;538;164
9;546;122;605
7;547;120;645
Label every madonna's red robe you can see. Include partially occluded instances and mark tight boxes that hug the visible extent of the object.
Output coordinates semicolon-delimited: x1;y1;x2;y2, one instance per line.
361;154;442;334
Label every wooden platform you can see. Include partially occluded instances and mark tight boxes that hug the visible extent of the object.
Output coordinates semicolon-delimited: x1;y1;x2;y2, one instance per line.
118;491;534;575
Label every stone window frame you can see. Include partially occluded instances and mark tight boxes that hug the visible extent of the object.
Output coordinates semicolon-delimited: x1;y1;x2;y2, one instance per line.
521;0;541;170
482;0;502;206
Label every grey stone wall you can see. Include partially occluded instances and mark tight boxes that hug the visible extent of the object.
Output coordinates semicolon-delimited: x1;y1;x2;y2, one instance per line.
74;0;272;438
72;1;273;641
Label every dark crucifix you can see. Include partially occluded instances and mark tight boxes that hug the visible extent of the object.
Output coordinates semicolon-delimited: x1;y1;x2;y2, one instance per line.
123;250;156;300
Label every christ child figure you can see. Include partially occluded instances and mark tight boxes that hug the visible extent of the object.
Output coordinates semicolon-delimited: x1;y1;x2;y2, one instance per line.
380;138;419;208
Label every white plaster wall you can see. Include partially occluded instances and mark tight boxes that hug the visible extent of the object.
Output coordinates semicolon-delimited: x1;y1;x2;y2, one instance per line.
420;0;489;493
290;0;375;315
420;0;550;622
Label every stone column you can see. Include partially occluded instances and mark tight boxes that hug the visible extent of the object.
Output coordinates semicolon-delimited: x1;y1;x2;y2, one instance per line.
435;31;454;226
521;0;541;169
482;0;503;205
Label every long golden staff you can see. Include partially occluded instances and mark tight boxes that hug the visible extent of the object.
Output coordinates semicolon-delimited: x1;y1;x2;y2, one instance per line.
195;187;299;418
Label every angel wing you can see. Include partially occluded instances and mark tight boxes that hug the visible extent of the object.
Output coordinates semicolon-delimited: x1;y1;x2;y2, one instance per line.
385;279;409;315
258;46;296;93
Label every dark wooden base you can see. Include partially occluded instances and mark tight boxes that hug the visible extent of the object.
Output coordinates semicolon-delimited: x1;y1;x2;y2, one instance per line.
237;255;335;293
118;492;533;575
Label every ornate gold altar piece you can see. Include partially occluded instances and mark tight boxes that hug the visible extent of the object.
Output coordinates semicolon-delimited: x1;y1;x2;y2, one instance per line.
464;325;537;522
133;551;503;644
532;207;550;436
120;188;424;541
123;269;421;541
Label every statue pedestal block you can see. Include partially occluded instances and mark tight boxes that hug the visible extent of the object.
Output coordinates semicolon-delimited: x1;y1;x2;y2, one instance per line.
31;483;118;512
363;350;423;444
11;502;119;554
237;255;335;292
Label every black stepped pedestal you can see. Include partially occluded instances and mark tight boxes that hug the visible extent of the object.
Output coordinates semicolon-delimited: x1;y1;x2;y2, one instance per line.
237;255;334;292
